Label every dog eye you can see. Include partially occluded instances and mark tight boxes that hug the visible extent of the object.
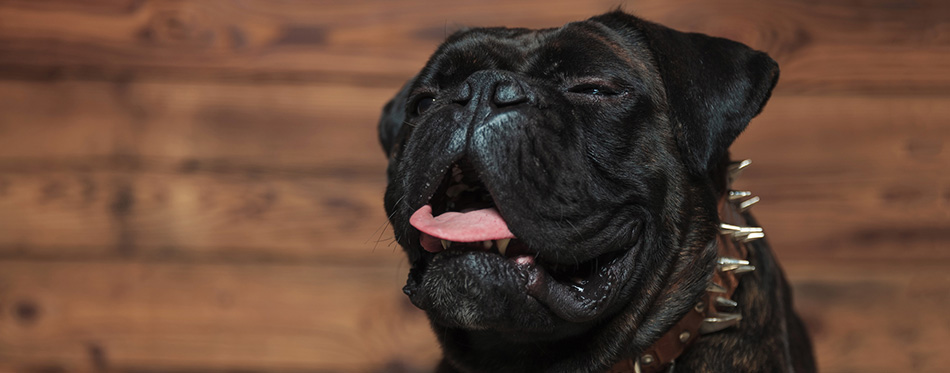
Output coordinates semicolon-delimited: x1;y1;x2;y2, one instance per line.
568;84;618;96
413;96;435;115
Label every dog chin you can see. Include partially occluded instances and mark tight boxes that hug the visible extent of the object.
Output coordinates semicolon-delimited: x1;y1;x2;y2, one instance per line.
405;233;642;336
411;250;543;331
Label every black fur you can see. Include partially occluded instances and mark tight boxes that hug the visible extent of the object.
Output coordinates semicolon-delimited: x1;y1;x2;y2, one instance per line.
378;11;814;373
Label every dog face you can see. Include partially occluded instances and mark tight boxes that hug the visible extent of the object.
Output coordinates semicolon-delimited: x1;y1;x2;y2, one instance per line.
378;11;778;370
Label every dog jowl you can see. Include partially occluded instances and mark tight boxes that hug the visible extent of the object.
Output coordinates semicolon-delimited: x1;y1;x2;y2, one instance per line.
377;11;815;373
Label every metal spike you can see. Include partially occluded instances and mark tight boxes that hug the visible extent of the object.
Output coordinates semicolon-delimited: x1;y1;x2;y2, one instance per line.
728;159;752;173
706;282;727;293
719;223;741;235
715;296;739;308
719;223;763;236
718;257;751;272
732;265;756;274
728;190;752;201
728;159;752;183
741;232;765;243
738;196;760;212
729;159;753;170
718;257;750;266
731;231;753;240
699;312;742;334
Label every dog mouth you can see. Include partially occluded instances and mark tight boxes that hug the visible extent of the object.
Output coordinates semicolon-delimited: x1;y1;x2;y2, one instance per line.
407;158;638;324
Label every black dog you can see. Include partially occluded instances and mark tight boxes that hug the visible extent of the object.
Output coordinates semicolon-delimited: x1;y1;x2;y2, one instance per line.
377;11;816;373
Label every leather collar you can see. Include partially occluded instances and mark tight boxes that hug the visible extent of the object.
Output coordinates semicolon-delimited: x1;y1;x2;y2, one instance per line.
608;160;761;373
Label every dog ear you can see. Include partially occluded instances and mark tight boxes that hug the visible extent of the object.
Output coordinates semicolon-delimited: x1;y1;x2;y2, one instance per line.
643;20;779;175
378;77;415;157
595;12;779;175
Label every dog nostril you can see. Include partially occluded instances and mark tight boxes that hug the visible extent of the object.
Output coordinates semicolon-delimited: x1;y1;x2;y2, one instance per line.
493;80;528;107
452;81;473;104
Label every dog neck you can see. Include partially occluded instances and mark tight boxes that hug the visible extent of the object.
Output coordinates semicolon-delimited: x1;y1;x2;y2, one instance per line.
608;159;761;373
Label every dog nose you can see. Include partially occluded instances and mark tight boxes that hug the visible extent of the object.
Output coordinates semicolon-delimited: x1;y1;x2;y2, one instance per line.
492;80;528;107
456;70;533;109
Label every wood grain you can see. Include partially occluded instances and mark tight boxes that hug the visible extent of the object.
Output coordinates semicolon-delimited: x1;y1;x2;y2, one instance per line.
0;0;947;372
732;95;950;262
1;85;946;263
0;165;947;264
0;80;391;171
785;262;950;373
1;79;947;172
0;169;404;264
0;0;947;93
0;261;440;373
0;261;946;373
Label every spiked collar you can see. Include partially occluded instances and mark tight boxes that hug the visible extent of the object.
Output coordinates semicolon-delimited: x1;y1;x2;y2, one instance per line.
608;159;761;373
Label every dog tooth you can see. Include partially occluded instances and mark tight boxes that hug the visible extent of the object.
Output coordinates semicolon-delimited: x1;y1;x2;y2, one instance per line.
496;238;511;256
482;240;493;249
441;240;450;250
699;312;742;334
446;184;467;198
738;196;760;212
451;164;463;182
569;276;586;285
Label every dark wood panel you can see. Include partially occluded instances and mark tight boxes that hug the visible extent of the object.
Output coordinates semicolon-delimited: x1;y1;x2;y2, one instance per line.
735;95;950;177
0;261;440;372
0;1;946;371
0;169;946;264
0;260;946;373
731;95;950;261
0;0;947;93
0;80;390;170
0;170;399;264
0;90;947;263
1;80;947;172
784;262;950;373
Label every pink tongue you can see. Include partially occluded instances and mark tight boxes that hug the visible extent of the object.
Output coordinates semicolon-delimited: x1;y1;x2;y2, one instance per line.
410;205;515;250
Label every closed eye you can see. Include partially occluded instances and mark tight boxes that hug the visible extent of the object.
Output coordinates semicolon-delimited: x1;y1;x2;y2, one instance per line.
567;84;622;96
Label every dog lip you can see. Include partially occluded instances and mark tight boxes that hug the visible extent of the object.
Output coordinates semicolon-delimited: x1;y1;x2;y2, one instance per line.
524;246;635;322
405;159;642;324
407;227;638;324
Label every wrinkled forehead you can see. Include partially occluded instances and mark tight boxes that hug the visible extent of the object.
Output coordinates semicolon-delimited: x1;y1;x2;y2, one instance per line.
418;21;655;88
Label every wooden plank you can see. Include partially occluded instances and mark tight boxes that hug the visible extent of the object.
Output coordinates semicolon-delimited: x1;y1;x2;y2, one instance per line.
731;95;950;262
0;260;946;372
0;261;440;372
0;171;402;264
0;92;947;262
0;80;947;172
0;168;947;263
784;261;950;373
0;0;946;93
0;80;391;171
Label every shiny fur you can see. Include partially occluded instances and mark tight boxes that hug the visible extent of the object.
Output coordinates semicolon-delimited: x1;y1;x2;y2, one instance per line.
378;11;815;373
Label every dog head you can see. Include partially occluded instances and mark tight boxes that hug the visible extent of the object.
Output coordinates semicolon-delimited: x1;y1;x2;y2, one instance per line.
378;11;778;371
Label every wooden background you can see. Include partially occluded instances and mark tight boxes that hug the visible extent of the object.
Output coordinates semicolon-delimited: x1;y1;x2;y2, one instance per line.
0;0;947;372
